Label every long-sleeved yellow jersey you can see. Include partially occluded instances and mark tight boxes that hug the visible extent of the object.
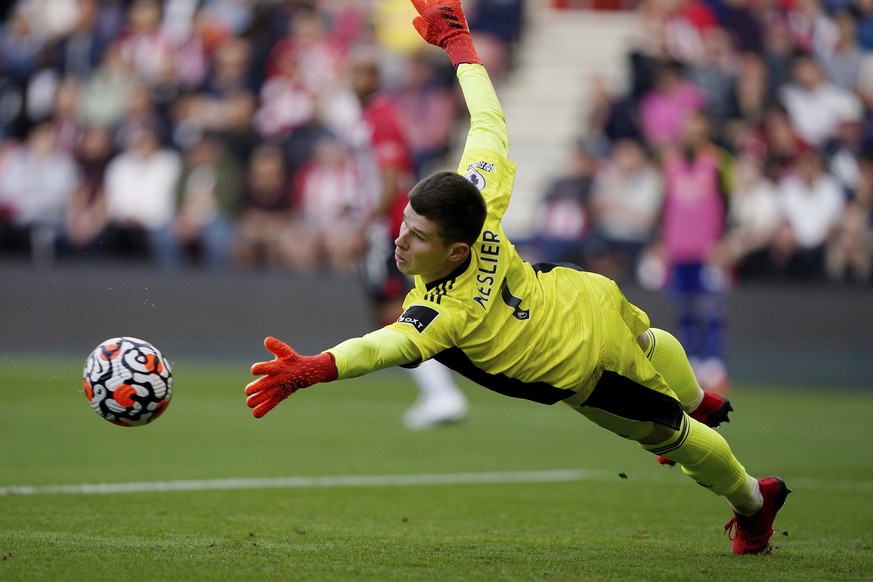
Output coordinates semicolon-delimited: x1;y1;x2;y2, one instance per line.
329;63;652;406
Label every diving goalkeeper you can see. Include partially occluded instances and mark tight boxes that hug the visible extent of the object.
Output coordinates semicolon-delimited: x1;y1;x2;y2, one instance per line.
245;0;790;555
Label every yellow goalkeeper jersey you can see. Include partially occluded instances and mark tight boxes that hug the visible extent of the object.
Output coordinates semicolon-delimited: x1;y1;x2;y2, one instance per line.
328;64;650;405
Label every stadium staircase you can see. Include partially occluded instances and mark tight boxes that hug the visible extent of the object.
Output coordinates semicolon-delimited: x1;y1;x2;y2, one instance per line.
491;4;641;238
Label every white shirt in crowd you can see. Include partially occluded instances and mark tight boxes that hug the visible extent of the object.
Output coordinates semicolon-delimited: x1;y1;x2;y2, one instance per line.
104;147;182;230
777;172;846;249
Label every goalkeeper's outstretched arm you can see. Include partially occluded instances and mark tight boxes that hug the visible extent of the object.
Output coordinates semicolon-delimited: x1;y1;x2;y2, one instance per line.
411;0;508;158
245;0;505;419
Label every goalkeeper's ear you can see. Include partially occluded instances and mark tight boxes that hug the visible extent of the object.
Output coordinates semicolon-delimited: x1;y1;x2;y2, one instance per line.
447;241;471;265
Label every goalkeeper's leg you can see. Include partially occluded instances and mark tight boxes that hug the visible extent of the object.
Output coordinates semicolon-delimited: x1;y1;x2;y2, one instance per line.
637;327;733;465
640;328;732;451
568;379;760;517
639;327;704;411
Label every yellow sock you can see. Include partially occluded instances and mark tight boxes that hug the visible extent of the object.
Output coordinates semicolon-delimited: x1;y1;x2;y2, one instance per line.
644;328;703;412
644;415;758;511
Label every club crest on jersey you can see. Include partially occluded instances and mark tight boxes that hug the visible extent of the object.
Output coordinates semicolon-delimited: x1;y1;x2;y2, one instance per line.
464;169;486;191
397;305;439;333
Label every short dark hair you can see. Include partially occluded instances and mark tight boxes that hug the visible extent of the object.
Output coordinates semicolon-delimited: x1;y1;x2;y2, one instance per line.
408;171;487;246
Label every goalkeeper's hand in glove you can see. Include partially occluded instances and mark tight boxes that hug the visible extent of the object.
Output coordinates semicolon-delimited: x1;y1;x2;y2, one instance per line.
245;336;338;418
410;0;482;67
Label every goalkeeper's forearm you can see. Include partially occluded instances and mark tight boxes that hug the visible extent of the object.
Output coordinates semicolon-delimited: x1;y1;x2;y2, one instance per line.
457;63;508;158
328;328;423;379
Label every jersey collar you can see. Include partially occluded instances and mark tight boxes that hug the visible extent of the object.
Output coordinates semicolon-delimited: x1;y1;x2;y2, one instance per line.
424;254;472;292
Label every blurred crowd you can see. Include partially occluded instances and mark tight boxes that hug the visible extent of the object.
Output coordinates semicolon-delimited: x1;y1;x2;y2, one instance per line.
3;0;871;289
0;0;524;270
530;0;873;286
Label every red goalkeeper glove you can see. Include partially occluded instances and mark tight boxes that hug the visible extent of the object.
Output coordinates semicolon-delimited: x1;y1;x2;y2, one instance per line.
245;336;338;418
411;0;482;67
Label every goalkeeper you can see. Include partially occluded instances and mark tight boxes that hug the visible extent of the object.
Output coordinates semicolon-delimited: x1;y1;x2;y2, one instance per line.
246;0;790;555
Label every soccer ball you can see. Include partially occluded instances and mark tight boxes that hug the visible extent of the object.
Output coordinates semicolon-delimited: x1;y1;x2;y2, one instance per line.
83;337;173;427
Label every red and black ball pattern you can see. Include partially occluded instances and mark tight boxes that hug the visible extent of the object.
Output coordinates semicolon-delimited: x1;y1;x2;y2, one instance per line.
83;337;173;427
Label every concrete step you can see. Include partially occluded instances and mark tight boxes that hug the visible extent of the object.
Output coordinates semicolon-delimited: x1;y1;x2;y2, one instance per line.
494;7;641;236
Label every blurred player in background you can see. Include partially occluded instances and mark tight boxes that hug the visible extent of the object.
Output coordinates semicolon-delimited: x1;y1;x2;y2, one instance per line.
246;0;790;555
657;109;734;394
349;48;468;430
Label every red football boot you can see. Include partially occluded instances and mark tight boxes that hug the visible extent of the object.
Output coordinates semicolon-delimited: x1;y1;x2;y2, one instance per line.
724;476;792;554
690;391;733;427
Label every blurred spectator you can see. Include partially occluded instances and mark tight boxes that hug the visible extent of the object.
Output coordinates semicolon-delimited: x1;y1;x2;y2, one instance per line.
254;44;316;141
657;0;720;66
585;73;642;148
23;49;63;124
90;0;127;46
103;125;182;267
266;6;347;95
320;0;369;53
371;0;426;87
824;94;866;196
350;45;412;293
722;52;772;153
760;12;796;94
687;26;739;133
785;0;838;56
79;42;137;128
771;148;846;279
173;35;257;159
280;113;336;182
716;153;783;279
286;133;371;273
529;141;598;267
173;133;241;270
197;0;255;38
394;48;458;178
0;4;46;87
0;121;80;264
115;0;175;84
747;103;811;182
468;0;526;82
160;0;200;43
640;59;705;150
114;82;170;151
0;77;26;141
233;143;295;269
62;124;112;258
827;150;873;281
853;46;873;127
21;0;80;42
657;110;733;392
169;6;216;92
818;8;865;91
708;0;763;55
857;0;873;50
780;51;858;148
50;77;83;153
51;0;108;80
588;138;663;281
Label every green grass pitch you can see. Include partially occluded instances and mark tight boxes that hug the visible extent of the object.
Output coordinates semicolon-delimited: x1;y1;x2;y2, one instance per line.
1;356;872;581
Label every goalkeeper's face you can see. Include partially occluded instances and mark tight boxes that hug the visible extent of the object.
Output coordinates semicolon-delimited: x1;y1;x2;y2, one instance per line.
394;204;470;284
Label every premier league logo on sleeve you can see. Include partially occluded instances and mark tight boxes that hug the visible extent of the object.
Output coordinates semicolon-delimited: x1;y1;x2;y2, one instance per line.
464;169;486;191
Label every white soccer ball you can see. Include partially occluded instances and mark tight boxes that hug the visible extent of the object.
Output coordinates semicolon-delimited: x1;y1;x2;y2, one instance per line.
83;337;173;427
